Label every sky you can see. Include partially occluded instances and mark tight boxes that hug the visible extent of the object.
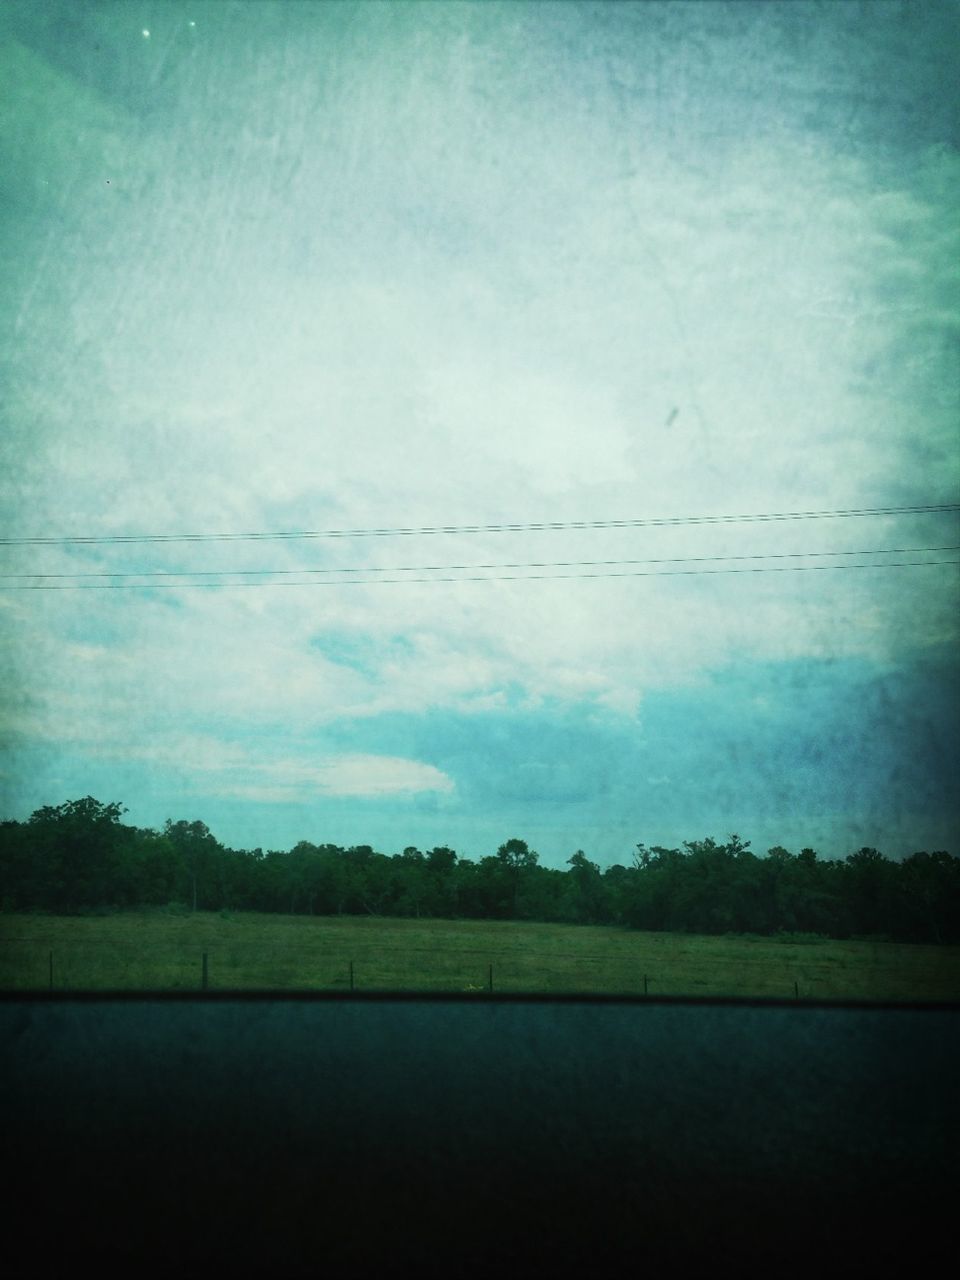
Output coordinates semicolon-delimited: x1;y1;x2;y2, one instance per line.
1;0;958;868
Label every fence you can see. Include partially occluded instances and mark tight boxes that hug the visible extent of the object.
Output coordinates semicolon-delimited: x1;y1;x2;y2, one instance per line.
2;926;954;998
0;942;894;999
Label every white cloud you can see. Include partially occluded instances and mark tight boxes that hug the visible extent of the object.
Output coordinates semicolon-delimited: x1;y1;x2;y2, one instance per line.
265;754;454;799
62;730;454;801
3;3;957;815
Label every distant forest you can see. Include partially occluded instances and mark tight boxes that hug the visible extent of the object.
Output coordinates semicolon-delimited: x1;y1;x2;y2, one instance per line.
1;798;958;944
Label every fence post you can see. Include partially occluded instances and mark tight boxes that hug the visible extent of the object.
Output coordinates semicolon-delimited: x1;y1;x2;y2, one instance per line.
49;950;54;991
488;963;494;993
794;980;799;1000
349;960;354;991
201;952;208;991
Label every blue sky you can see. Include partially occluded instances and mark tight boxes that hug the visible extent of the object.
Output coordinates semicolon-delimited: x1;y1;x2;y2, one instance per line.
1;1;958;867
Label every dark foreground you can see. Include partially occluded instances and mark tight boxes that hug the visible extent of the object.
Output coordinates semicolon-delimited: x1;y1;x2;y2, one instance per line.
2;994;955;1273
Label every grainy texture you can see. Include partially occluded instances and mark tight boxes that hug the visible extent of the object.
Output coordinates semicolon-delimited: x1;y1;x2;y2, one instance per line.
1;996;955;1270
2;909;958;998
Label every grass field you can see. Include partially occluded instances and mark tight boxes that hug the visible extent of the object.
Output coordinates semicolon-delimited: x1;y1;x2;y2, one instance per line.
2;910;959;999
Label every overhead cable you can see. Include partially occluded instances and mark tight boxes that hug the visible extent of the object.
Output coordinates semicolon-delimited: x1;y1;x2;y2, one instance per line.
3;559;957;589
2;545;957;580
0;502;957;547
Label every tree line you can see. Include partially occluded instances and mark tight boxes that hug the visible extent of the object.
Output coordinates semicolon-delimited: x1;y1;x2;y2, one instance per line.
1;797;958;943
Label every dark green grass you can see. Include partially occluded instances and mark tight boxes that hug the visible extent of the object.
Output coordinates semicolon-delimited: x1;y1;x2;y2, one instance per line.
1;910;958;998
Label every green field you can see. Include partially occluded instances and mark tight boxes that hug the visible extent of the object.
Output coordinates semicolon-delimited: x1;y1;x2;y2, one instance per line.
1;911;958;999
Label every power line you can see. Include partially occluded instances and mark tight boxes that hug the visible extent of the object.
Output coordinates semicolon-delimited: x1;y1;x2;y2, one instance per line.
2;545;957;580
3;559;957;589
0;503;956;546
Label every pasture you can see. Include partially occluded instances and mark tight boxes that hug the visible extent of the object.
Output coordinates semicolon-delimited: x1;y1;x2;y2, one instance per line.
1;910;958;999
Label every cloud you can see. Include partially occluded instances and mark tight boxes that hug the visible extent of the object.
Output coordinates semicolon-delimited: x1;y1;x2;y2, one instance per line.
84;734;455;802
264;754;455;800
2;3;956;853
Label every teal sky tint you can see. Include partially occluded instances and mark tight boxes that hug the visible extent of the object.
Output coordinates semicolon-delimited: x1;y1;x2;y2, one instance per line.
1;1;958;867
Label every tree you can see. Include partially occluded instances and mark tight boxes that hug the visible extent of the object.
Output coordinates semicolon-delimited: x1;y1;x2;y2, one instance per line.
27;798;129;910
391;848;430;917
842;847;893;937
123;829;179;906
426;846;457;874
566;850;604;924
601;863;630;924
163;819;222;911
0;820;31;910
425;846;459;917
495;838;539;917
4;795;958;945
496;838;538;871
341;847;392;915
897;851;960;943
623;845;683;932
475;856;514;919
451;858;485;918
